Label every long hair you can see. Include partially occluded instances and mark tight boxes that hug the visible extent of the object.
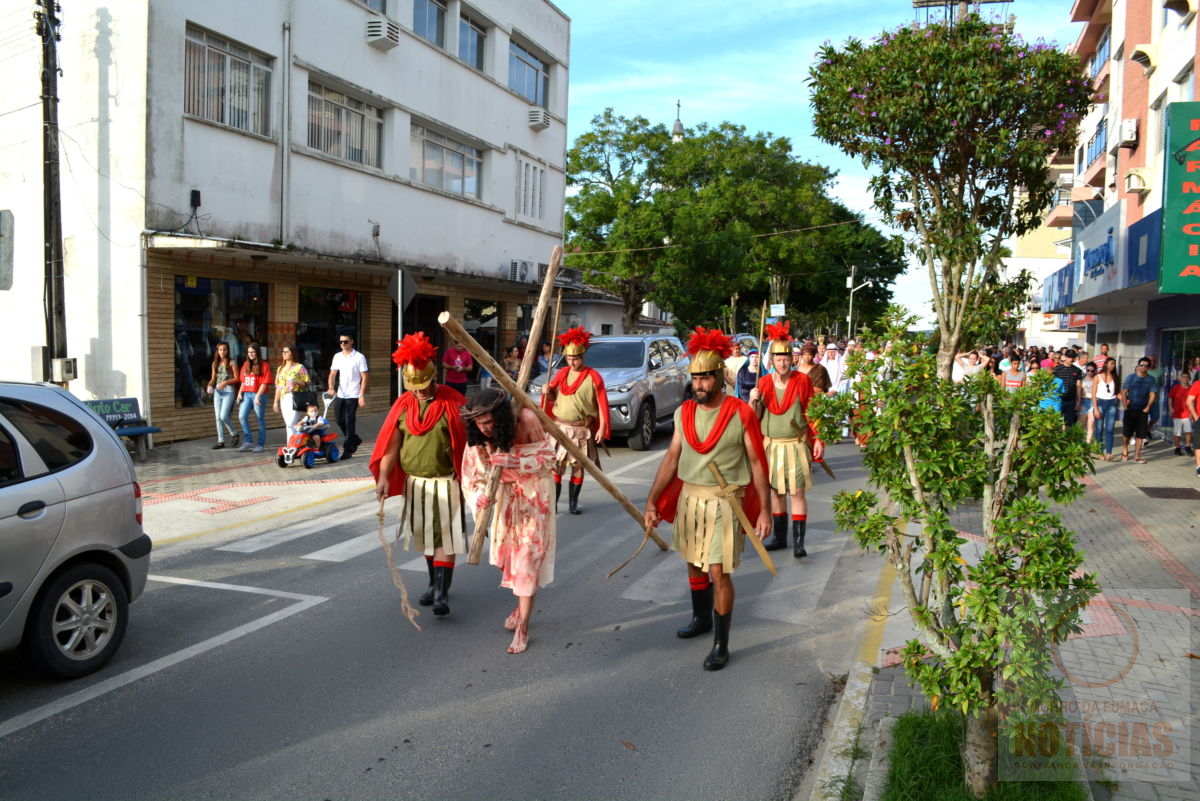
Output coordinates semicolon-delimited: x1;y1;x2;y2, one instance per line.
464;389;516;451
211;340;234;374
244;341;264;374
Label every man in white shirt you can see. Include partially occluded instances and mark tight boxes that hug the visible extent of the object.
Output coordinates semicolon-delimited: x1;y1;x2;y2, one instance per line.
327;332;369;459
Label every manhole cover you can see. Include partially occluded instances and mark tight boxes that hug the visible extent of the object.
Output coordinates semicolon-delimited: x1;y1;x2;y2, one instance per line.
1138;486;1200;500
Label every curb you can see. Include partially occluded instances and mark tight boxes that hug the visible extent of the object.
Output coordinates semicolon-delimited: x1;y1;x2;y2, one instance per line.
861;716;896;801
808;660;874;801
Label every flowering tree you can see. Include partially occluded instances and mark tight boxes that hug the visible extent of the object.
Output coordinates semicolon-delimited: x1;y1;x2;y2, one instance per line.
809;14;1092;379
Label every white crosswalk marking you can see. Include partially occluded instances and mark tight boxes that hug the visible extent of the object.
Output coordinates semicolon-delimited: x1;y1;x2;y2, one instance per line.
302;532;384;562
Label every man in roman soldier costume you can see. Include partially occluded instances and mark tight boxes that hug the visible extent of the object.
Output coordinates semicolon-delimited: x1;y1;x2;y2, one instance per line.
370;332;467;617
460;389;558;654
540;326;610;515
642;328;771;671
749;321;825;558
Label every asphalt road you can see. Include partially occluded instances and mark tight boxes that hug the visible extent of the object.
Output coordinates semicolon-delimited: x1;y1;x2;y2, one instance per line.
0;432;883;801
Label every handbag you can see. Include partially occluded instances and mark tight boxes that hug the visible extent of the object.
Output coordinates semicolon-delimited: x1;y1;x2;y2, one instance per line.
292;390;318;411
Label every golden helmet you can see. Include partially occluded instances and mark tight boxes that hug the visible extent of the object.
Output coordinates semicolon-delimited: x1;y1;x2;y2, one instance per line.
391;332;438;391
685;327;734;374
558;326;592;357
765;320;793;355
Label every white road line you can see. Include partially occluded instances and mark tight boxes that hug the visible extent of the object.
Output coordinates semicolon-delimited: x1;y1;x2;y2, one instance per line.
215;508;376;553
302;532;383;562
620;553;687;603
605;450;663;479
0;578;326;741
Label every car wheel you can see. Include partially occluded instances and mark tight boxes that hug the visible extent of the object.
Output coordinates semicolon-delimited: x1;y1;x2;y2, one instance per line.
627;401;655;451
21;563;129;679
276;454;287;468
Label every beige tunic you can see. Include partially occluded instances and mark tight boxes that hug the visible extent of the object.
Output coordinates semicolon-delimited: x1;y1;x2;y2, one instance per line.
552;375;599;467
671;404;749;572
761;383;813;495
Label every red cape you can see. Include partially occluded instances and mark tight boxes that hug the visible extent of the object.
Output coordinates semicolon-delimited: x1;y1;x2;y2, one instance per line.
541;365;611;441
756;370;819;441
369;385;467;498
657;396;769;525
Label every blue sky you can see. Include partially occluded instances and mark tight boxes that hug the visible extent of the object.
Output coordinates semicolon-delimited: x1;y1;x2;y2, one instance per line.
552;0;1082;325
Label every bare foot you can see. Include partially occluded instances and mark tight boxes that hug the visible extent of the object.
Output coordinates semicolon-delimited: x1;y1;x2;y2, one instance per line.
504;606;520;631
506;623;529;654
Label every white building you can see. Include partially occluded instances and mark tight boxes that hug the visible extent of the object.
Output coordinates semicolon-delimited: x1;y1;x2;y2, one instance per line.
0;0;569;441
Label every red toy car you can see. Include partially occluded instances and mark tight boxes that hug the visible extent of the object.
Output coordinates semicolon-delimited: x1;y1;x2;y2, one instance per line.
276;429;339;469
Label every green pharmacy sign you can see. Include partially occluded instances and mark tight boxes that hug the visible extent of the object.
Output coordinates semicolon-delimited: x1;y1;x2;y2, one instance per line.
1161;101;1200;293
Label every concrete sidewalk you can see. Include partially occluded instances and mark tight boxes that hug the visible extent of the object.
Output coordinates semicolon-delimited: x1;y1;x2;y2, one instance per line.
814;437;1200;801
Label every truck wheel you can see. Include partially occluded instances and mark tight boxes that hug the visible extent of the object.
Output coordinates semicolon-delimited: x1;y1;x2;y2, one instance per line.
627;401;655;451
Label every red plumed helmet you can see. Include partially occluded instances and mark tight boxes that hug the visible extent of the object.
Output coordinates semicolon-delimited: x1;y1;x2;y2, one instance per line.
686;327;733;374
766;320;793;355
393;332;438;389
558;326;592;356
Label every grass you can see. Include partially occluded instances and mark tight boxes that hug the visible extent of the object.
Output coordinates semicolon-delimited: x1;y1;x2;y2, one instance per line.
882;710;1087;801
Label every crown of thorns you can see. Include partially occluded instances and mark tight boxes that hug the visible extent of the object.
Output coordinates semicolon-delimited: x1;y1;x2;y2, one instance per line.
460;389;509;420
391;332;438;368
685;327;734;359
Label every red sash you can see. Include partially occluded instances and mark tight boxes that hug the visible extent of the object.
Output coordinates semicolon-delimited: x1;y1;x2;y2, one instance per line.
657;397;768;524
369;385;467;498
541;366;611;441
757;370;813;415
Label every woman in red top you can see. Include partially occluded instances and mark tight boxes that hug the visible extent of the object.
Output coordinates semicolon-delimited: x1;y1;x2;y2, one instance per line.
236;342;272;452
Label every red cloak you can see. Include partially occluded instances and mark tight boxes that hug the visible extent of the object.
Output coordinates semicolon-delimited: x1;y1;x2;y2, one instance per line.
656;396;769;525
756;370;819;441
369;385;467;498
540;365;611;441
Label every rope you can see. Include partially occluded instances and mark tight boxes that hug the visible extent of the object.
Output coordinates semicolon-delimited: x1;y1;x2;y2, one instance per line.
376;497;422;631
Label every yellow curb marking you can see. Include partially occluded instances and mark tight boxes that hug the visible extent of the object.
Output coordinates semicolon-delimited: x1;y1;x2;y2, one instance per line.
154;482;375;546
857;560;897;665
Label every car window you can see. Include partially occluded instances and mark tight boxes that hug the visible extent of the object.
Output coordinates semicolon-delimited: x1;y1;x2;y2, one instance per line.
0;399;93;473
648;341;664;370
582;341;645;369
0;424;19;486
660;341;681;362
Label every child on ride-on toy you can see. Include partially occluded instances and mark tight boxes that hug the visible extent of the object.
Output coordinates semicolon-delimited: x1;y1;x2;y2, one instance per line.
297;401;328;450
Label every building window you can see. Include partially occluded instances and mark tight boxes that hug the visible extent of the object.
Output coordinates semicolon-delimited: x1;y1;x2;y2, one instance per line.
458;15;485;70
410;124;482;198
173;276;268;409
1177;68;1195;104
362;0;386;11
508;41;549;107
184;26;272;136
307;81;383;168
413;0;446;47
601;324;613;335
517;159;546;220
298;287;362;391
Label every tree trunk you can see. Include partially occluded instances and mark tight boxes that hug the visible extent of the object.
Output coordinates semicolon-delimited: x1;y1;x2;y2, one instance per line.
961;671;999;798
936;335;957;382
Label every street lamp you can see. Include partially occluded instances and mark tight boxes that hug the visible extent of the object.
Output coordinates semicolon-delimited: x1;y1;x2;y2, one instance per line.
846;265;873;337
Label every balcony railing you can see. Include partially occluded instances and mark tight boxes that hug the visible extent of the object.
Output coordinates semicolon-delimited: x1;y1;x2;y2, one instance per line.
1090;30;1110;79
1085;121;1107;166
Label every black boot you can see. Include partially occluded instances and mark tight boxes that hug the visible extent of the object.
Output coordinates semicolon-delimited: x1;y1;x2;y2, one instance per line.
555;480;561;511
793;519;807;558
676;585;714;639
702;611;732;671
419;557;435;606
568;481;581;515
432;566;452;616
762;515;788;551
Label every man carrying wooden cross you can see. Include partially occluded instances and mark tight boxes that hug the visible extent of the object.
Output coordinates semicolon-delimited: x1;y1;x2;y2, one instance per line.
748;321;825;558
540;326;609;515
643;328;771;671
370;332;468;617
460;388;558;655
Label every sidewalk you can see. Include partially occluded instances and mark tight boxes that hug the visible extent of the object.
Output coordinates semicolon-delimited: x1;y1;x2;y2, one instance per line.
814;437;1200;801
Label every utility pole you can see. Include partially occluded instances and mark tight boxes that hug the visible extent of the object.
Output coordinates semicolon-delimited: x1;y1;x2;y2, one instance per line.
36;0;67;382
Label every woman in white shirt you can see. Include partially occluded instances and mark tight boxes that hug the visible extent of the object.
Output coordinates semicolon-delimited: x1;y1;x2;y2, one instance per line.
1092;358;1120;461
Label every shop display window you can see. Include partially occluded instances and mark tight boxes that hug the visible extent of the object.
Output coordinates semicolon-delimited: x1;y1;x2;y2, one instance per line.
298;286;362;391
174;276;268;408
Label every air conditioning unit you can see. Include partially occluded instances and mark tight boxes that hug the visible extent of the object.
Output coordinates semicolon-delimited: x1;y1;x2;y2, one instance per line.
1119;118;1138;146
1056;173;1074;188
366;17;400;51
508;259;533;281
528;107;551;131
1124;168;1151;194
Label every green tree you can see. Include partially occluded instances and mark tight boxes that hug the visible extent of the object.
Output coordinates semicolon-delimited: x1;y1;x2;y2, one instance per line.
565;111;904;330
810;15;1091;378
811;313;1098;798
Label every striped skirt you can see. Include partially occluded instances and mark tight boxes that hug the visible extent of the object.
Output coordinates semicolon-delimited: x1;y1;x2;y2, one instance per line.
764;436;812;495
398;474;467;555
672;482;745;573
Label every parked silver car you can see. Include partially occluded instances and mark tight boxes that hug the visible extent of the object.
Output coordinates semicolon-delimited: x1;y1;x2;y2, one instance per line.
529;335;690;450
0;382;151;678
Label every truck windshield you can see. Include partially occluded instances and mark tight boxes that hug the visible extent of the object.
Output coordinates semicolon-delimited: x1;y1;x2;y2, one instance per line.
580;341;644;369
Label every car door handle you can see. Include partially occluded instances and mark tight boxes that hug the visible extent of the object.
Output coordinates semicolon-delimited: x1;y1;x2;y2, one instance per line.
18;501;47;518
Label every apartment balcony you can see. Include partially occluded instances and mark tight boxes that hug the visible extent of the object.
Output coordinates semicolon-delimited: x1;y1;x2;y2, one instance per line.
1044;203;1074;228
